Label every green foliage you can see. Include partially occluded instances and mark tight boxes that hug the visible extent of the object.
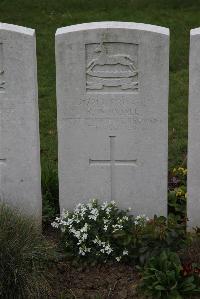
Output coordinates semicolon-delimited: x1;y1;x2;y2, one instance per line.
115;214;186;265
42;162;59;224
0;204;55;298
139;250;200;299
133;216;187;264
179;234;200;278
168;190;186;216
168;167;187;224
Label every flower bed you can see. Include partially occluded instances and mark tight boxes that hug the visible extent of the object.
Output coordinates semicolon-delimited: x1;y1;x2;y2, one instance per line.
50;166;200;298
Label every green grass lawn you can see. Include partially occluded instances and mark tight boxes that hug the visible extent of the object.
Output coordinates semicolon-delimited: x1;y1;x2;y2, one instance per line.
0;0;199;217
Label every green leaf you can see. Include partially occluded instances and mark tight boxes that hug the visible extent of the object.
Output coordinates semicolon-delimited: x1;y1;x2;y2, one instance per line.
155;285;166;291
182;284;196;292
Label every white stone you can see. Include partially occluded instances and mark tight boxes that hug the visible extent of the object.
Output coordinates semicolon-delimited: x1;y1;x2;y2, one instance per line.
187;28;200;229
56;22;169;217
0;23;41;222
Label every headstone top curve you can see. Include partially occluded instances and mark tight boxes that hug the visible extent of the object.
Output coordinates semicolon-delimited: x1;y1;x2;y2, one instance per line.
56;21;169;36
191;28;200;36
0;22;35;36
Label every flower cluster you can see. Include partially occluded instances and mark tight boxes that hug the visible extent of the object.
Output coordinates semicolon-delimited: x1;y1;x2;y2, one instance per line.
52;199;149;262
173;167;187;176
174;187;187;199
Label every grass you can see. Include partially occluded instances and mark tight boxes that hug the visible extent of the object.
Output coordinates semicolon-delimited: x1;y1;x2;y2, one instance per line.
0;204;54;297
0;0;199;218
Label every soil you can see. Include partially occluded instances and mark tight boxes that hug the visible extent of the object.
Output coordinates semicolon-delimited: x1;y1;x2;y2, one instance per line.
49;261;141;299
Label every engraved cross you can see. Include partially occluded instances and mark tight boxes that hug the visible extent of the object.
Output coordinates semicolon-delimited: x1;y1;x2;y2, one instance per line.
89;136;137;201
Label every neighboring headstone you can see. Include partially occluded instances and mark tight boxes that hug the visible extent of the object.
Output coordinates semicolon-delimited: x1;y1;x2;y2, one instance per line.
56;22;169;217
188;28;200;229
0;23;41;222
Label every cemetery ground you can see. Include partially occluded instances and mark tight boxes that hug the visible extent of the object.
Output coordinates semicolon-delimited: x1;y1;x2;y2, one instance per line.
1;0;200;298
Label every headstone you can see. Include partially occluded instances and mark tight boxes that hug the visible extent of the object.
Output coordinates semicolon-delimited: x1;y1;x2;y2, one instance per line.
56;22;169;217
0;23;41;222
188;28;200;229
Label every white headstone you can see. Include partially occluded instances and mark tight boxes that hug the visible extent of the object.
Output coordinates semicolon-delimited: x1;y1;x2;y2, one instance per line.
188;28;200;229
56;22;169;217
0;23;41;222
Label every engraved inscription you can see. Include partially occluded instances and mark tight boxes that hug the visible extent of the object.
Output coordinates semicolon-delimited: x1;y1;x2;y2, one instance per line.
86;42;138;93
0;43;5;91
79;97;138;116
89;136;137;200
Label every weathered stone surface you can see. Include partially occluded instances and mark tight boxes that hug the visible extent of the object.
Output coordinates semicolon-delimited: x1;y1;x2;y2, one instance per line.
56;22;169;217
188;28;200;229
0;23;41;222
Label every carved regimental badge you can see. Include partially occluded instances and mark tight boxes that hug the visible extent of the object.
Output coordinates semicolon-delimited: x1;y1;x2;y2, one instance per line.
86;42;138;93
0;43;5;92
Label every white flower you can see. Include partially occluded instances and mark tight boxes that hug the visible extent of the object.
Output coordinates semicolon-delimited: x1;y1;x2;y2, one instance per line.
122;249;128;256
51;221;59;228
110;200;116;206
82;233;88;241
104;244;113;255
101;241;106;247
88;208;99;221
106;207;112;215
87;200;95;210
66;218;74;226
74;204;87;218
103;218;109;224
91;208;99;215
79;247;86;256
61;209;69;218
60;220;68;226
74;218;81;223
116;256;121;262
93;236;102;246
134;214;149;226
70;228;81;239
88;214;98;221
135;214;148;221
112;224;123;232
101;201;108;210
103;225;108;231
80;223;89;232
128;207;132;211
